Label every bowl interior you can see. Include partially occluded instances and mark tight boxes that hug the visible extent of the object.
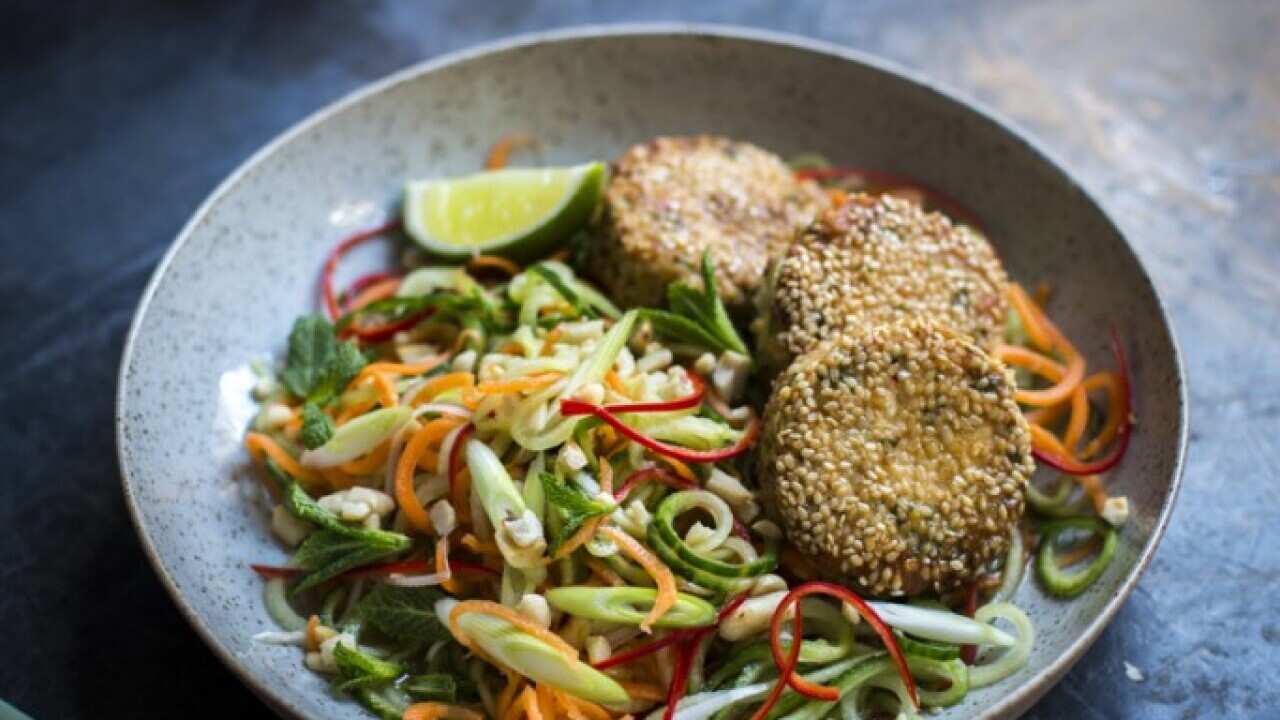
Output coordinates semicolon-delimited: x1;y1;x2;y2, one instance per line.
117;27;1183;720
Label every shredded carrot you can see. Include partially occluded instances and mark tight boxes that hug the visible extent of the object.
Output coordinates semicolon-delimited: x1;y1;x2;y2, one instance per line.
467;253;524;277
1006;283;1055;352
551;515;606;560
497;671;523;720
336;398;377;425
617;680;667;702
657;454;698;485
604;370;630;398
1080;371;1125;459
500;341;526;356
448;600;579;662
827;188;849;207
599;526;676;633
598;457;614;495
995;344;1066;380
534;685;559;720
347;277;401;312
403;703;485;720
339;439;391;475
1063;384;1090;452
1028;424;1110;510
553;690;611;720
357;359;449;382
541;327;563;355
485;133;535;170
369;371;399;408
461;533;502;557
396;422;438;533
519;687;544;720
472;373;563;398
1033;280;1053;308
419;448;441;471
410;372;476;405
585;557;625;586
244;432;320;485
305;614;321;651
321;466;359;490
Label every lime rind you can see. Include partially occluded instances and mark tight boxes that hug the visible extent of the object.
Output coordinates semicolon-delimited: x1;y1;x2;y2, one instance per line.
403;161;605;262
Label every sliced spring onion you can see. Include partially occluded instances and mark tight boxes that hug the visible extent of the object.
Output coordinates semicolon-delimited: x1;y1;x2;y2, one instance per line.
866;602;1015;648
438;597;628;705
300;406;412;468
546;586;716;629
1037;517;1117;597
263;577;306;631
893;632;959;662
465;439;546;568
967;603;1034;688
512;310;638;451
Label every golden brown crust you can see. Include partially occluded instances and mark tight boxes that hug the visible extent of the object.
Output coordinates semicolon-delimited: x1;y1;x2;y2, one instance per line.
755;193;1009;377
757;319;1033;597
586;135;826;312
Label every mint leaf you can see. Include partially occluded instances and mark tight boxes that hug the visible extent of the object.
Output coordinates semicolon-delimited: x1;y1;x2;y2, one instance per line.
645;253;748;356
530;264;594;318
402;674;459;702
333;642;403;692
282;315;337;398
306;340;367;407
540;472;614;554
299;403;335;450
356;584;449;645
292;529;408;594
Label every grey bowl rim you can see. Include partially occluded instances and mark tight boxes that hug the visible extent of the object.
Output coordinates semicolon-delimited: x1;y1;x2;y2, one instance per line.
115;22;1188;720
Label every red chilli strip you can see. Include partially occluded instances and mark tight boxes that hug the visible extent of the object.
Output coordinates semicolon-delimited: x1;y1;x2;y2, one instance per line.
1031;327;1132;476
959;582;980;665
250;564;301;580
447;423;476;501
341;311;428;344
250;557;499;583
560;399;761;464
595;592;750;671
321;219;402;321
769;582;918;709
604;371;705;414
663;636;698;720
613;466;699;502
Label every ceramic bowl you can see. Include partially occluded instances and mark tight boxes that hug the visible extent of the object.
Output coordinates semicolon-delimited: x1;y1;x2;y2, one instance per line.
116;25;1186;719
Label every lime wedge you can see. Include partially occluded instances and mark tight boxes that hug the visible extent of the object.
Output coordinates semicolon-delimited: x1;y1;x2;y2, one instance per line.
403;162;605;261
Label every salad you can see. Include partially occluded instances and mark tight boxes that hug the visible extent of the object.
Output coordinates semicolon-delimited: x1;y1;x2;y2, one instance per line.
241;135;1132;720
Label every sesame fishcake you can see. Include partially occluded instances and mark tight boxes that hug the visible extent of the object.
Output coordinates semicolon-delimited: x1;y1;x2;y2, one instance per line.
757;319;1033;597
586;135;827;313
755;193;1009;377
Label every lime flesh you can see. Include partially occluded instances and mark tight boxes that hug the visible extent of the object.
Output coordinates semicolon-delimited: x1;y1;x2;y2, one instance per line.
403;162;605;261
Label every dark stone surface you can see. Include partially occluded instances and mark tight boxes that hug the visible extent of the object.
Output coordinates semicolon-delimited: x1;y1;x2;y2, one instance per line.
1;1;1275;718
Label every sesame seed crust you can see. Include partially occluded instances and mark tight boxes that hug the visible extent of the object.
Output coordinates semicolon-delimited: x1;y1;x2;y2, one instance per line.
586;135;826;313
757;319;1033;597
755;193;1009;377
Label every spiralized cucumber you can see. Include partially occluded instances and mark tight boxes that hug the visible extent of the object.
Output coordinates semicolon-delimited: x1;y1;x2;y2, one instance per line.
967;602;1034;688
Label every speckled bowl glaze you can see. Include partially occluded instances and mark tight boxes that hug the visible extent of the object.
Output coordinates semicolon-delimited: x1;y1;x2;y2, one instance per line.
116;25;1186;720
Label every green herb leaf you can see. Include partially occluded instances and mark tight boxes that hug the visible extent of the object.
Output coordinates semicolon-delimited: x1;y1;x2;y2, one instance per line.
540;472;614;554
333;642;404;692
282;315;338;398
402;674;459;702
269;459;406;544
530;264;594;318
292;530;409;594
299;402;335;450
644;252;748;357
306;340;367;407
356;584;450;645
353;687;407;720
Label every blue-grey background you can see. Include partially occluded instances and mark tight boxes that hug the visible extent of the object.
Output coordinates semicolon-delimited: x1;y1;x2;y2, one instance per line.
1;1;1276;718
